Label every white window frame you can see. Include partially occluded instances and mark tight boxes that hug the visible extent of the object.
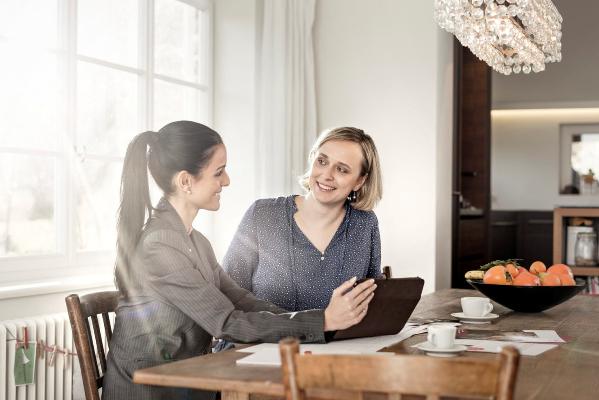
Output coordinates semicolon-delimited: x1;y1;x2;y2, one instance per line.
0;0;213;295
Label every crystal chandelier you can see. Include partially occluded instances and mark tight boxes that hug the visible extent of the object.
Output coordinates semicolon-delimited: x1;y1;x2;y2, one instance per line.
434;0;563;75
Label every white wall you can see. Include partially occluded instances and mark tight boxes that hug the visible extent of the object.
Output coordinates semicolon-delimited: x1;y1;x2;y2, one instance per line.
314;0;453;293
492;108;599;210
211;0;260;258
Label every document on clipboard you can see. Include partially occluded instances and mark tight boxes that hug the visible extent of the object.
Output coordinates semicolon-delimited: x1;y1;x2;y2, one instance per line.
331;277;425;341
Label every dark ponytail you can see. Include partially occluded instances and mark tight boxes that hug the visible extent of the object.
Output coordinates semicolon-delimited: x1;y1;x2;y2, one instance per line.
115;121;223;296
115;131;157;294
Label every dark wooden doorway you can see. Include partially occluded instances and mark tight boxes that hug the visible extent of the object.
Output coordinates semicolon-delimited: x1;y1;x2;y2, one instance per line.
451;40;491;289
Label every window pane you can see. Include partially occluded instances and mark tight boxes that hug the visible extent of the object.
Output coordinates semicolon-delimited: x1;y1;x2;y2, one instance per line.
153;79;208;130
0;0;59;49
77;62;139;156
0;46;62;150
155;0;205;84
78;0;138;67
75;159;121;252
0;154;56;257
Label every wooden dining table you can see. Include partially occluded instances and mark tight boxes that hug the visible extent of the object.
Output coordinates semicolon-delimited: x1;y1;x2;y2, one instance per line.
133;288;599;400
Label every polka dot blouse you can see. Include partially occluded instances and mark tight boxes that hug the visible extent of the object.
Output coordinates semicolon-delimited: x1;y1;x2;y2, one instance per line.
222;196;381;311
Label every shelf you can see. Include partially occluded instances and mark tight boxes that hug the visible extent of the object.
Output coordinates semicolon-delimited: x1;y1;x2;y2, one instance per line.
553;207;599;264
553;208;599;219
571;266;599;277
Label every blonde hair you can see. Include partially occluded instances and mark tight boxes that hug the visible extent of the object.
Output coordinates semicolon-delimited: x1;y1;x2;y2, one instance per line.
299;127;382;211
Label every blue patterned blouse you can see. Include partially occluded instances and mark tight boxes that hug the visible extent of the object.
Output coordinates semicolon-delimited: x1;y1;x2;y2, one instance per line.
222;196;381;311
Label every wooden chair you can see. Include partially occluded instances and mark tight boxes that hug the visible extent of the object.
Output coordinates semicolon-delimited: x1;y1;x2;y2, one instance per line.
279;337;520;400
65;291;119;400
382;266;392;279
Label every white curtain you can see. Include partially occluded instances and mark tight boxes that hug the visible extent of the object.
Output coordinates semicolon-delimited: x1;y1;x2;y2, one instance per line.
256;0;317;198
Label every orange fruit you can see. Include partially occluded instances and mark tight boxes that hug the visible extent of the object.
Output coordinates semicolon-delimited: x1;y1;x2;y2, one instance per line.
517;266;527;274
547;264;573;278
539;272;561;286
512;270;540;286
557;273;576;286
506;263;519;279
483;265;508;285
529;261;547;275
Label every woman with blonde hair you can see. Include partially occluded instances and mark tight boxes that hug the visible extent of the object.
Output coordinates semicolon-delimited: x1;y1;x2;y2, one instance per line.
223;127;383;312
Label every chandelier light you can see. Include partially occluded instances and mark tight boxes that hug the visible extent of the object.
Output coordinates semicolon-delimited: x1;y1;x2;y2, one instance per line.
434;0;563;75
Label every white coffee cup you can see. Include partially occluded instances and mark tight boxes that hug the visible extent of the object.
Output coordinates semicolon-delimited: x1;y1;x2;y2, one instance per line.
461;297;493;317
427;324;456;349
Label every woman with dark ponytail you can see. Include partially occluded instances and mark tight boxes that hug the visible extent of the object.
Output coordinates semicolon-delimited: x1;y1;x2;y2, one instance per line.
102;121;376;400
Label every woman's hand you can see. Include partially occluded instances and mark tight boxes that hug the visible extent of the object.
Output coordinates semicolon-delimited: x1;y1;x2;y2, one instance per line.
323;277;376;331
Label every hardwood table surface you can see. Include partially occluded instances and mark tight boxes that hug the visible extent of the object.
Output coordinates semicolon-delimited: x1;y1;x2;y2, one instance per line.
133;288;599;400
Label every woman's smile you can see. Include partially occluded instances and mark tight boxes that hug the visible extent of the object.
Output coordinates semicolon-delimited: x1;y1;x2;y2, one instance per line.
316;182;336;192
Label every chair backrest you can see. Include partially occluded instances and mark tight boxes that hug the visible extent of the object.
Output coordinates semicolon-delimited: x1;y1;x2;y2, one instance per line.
65;291;119;400
382;266;392;279
279;337;520;400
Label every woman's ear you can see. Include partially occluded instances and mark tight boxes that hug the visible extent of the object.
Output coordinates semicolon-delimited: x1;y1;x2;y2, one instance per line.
174;171;194;194
353;174;368;191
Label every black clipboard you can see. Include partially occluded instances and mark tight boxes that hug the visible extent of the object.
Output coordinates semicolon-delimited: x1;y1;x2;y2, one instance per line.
331;277;424;341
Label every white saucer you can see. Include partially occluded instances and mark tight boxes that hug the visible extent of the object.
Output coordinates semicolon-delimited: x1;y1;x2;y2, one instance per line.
415;341;468;357
451;312;499;324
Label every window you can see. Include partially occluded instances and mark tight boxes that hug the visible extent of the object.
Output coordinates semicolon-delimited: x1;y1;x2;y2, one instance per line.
0;0;213;287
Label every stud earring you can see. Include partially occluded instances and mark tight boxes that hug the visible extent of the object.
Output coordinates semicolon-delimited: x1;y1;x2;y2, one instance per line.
186;189;192;195
347;191;357;202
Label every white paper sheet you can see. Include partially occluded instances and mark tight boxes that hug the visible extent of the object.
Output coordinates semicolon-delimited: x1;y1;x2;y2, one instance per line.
456;329;565;344
236;323;428;366
411;329;563;356
457;340;559;356
236;347;395;366
522;330;565;343
412;339;558;356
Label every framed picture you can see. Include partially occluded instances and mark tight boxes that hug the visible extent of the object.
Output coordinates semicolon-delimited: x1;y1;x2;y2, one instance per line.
559;123;599;195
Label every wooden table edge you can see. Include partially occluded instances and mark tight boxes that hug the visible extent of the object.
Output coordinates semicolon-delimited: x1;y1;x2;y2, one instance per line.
132;369;284;397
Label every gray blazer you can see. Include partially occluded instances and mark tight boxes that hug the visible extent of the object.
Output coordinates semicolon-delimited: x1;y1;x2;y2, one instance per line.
102;199;325;400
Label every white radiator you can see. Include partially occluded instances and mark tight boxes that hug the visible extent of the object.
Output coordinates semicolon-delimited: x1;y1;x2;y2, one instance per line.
0;314;73;400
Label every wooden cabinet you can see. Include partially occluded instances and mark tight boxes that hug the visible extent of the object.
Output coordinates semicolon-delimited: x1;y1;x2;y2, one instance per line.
491;211;553;264
553;207;599;277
